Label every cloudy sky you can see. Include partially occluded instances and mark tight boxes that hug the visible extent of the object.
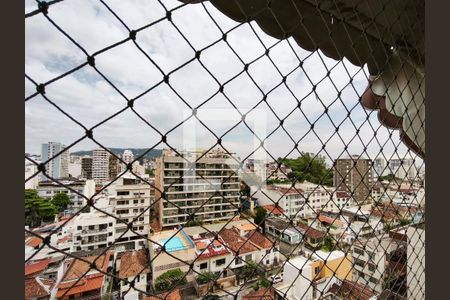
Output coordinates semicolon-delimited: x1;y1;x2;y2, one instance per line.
25;0;422;167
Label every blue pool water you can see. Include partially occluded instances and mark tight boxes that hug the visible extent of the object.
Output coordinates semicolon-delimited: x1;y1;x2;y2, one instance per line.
161;236;186;252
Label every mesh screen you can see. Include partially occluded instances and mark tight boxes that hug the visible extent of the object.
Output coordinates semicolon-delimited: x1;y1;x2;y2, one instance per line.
25;1;425;300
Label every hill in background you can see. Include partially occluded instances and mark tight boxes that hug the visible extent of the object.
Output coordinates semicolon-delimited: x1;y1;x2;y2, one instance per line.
71;148;163;161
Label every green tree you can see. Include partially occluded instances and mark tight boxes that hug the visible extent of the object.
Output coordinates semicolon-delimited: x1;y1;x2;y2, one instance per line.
145;168;154;176
25;189;58;226
321;235;334;252
154;268;187;292
279;153;333;186
196;272;218;284
254;206;267;227
239;261;259;281
51;192;71;212
252;277;271;291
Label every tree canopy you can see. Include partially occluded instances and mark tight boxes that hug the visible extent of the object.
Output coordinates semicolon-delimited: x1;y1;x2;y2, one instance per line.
278;152;333;186
25;189;58;227
254;206;267;227
154;268;187;292
51;192;71;212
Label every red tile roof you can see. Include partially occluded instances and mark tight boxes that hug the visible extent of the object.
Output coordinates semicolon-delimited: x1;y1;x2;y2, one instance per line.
56;273;103;298
119;249;150;279
25;277;53;300
243;287;275;300
193;236;231;261
56;251;112;297
266;185;304;195
26;236;44;248
220;228;258;254
336;191;351;198
143;289;181;300
244;230;274;249
261;204;284;216
25;258;51;277
318;215;344;227
296;223;327;239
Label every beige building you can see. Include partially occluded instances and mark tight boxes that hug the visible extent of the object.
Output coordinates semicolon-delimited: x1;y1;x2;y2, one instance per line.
333;155;374;205
154;149;240;228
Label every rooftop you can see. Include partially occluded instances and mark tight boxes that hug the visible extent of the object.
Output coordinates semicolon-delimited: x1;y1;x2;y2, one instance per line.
296;223;327;239
25;258;51;277
192;234;231;261
243;287;275;300
327;279;378;300
219;227;259;254
119;249;150;279
261;204;285;216
152;229;195;253
25;277;54;300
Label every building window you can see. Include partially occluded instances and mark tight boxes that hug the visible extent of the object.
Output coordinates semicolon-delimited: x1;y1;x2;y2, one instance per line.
245;254;252;262
134;200;139;204
353;247;365;256
199;262;208;270
215;258;226;266
369;276;378;284
117;191;130;196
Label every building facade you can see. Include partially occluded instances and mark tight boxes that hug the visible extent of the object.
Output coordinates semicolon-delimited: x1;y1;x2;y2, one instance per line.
81;156;93;179
40;142;69;180
92;148;110;184
333;155;374;205
37;178;96;211
154;149;240;228
108;175;153;252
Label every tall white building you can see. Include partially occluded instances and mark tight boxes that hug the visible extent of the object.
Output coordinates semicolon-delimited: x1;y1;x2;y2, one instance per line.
388;158;417;180
407;223;425;300
122;150;134;164
92;148;110;184
107;174;153;252
40;142;69;180
373;157;386;177
25;160;39;189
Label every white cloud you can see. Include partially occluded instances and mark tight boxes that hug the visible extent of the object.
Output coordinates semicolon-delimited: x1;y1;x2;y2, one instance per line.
25;0;422;166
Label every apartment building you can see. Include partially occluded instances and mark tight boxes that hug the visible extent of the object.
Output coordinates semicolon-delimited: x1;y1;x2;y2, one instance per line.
37;178;96;211
333;155;374;205
123;150;134;164
92;148;110;184
154;148;240;228
71;211;116;253
351;234;406;294
81;156;93;179
108;174;153;252
277;250;352;300
388;158;417;181
25;161;39;189
252;182;354;220
40;142;69;180
341;207;384;244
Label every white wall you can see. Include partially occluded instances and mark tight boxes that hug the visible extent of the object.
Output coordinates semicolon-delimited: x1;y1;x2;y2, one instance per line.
283;258;313;300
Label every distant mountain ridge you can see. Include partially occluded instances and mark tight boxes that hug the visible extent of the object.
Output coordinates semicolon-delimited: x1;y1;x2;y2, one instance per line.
71;148;163;160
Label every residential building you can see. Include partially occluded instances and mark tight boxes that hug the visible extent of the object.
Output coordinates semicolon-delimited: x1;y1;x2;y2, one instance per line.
266;161;292;181
70;211;115;253
219;226;280;274
25;276;54;300
191;232;237;296
388;158;417;181
108;174;153;252
25;161;39;189
341;207;384;244
149;229;196;286
92;148;110;184
55;250;114;299
109;154;120;180
117;249;150;300
264;217;303;256
253;182;354;221
81;156;93;179
333;155;374;205
40;142;69;180
351;234;406;294
277;250;352;300
373;157;386;178
154;148;240;228
252;185;306;220
37;178;96;211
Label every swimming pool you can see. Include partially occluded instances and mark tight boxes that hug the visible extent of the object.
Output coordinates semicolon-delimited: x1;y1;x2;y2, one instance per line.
160;236;186;252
